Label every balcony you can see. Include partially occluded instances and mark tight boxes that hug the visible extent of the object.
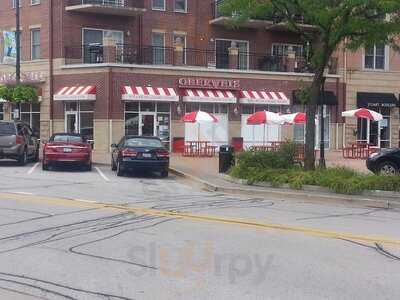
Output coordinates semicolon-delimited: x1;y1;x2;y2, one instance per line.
66;0;146;17
210;0;316;32
64;44;338;75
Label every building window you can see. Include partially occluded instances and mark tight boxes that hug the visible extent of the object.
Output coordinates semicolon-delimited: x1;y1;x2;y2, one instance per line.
364;44;386;70
215;39;249;70
31;0;40;5
272;44;303;57
174;0;187;12
12;0;22;8
173;32;186;63
0;104;4;120
184;103;228;114
64;102;94;140
12;103;41;136
82;28;123;63
125;102;171;148
152;32;165;65
152;0;165;10
31;28;40;60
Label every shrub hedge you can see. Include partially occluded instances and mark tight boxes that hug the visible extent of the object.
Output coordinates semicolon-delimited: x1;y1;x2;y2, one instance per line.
230;147;400;195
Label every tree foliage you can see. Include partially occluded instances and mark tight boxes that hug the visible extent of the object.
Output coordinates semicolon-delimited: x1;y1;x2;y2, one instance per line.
0;85;38;103
221;0;400;170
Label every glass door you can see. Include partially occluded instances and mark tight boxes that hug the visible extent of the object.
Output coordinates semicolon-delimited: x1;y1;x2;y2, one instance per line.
65;112;78;134
140;113;156;136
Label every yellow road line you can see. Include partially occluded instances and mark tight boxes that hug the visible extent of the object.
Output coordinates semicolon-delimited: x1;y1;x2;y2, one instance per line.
0;192;399;246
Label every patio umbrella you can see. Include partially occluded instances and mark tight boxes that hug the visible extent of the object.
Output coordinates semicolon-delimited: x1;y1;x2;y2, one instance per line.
281;112;307;124
341;108;383;121
182;110;218;141
247;110;284;144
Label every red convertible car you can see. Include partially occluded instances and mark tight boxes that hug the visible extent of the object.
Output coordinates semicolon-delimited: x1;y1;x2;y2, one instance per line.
42;133;92;171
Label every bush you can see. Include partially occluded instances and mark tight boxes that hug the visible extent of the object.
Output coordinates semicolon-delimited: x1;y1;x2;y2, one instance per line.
230;151;400;195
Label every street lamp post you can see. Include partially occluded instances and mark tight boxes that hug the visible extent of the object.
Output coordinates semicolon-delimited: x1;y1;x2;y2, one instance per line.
319;77;326;168
16;0;21;85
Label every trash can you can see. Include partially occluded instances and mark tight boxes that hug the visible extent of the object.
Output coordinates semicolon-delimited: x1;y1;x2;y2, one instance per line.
219;145;235;173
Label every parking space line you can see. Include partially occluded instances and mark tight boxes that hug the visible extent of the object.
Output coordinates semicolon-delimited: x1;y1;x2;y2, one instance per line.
27;163;39;175
95;166;110;182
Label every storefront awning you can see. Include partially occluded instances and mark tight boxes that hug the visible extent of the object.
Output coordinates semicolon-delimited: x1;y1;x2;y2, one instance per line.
357;92;398;108
239;90;290;105
122;86;179;102
54;86;96;101
292;90;337;105
182;89;236;103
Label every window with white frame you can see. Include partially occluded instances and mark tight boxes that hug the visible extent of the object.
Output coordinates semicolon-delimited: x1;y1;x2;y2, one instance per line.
12;0;22;8
152;32;165;64
65;102;94;140
31;28;40;60
215;39;249;70
174;0;187;12
12;103;41;136
152;0;165;10
31;0;40;5
364;44;386;70
82;28;123;63
272;44;303;57
173;32;186;63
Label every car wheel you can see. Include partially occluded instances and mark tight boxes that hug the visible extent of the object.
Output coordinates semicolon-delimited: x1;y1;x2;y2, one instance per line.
378;161;398;176
18;149;27;166
116;160;124;177
161;169;169;178
111;158;117;171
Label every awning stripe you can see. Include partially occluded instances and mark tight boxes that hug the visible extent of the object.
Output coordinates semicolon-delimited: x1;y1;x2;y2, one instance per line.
239;90;290;105
122;86;179;102
54;85;96;101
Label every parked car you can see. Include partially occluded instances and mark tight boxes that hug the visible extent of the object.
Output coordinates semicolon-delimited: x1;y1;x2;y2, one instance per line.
0;121;39;165
111;136;169;177
42;133;92;171
366;148;400;175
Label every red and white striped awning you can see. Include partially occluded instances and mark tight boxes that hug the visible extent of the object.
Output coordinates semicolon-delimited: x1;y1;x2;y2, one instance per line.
54;86;96;101
239;90;290;105
183;89;236;103
122;86;179;102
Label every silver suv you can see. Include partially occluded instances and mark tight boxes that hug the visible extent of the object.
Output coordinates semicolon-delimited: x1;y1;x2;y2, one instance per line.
0;121;39;165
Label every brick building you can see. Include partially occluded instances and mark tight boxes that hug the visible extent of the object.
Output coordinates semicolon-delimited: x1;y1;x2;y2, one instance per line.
2;0;397;163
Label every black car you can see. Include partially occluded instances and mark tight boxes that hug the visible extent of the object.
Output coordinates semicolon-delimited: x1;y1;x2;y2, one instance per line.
111;136;169;177
366;148;400;175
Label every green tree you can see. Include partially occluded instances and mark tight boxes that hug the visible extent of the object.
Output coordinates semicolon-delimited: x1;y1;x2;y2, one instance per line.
221;0;400;170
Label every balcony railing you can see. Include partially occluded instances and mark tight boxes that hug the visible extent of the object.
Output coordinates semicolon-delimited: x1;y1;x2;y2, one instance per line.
212;0;305;22
64;44;338;75
66;0;145;9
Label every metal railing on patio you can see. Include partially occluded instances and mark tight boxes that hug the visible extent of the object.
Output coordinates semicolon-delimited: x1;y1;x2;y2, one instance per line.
66;0;145;9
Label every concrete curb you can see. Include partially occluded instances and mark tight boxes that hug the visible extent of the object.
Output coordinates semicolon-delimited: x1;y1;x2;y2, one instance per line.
169;167;400;209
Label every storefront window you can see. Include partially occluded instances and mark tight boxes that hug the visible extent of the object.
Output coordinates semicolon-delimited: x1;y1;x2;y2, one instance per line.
0;104;3;120
124;102;171;148
184;103;229;114
357;106;391;148
64;102;94;140
12;103;40;136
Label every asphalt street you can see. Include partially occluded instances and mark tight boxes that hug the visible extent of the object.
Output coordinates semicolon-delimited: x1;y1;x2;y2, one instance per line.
0;160;399;299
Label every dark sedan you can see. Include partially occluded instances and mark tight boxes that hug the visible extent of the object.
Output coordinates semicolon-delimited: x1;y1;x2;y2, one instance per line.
111;136;169;177
366;148;400;175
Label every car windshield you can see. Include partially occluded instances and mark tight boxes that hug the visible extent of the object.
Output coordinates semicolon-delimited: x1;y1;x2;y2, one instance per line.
125;138;163;148
0;123;16;135
51;135;84;142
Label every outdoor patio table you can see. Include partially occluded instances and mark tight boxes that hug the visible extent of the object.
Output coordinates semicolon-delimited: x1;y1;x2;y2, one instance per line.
183;141;215;157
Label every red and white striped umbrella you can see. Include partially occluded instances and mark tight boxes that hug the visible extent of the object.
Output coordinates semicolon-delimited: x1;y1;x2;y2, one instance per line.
281;112;307;124
182;110;218;123
246;110;284;125
342;108;383;121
